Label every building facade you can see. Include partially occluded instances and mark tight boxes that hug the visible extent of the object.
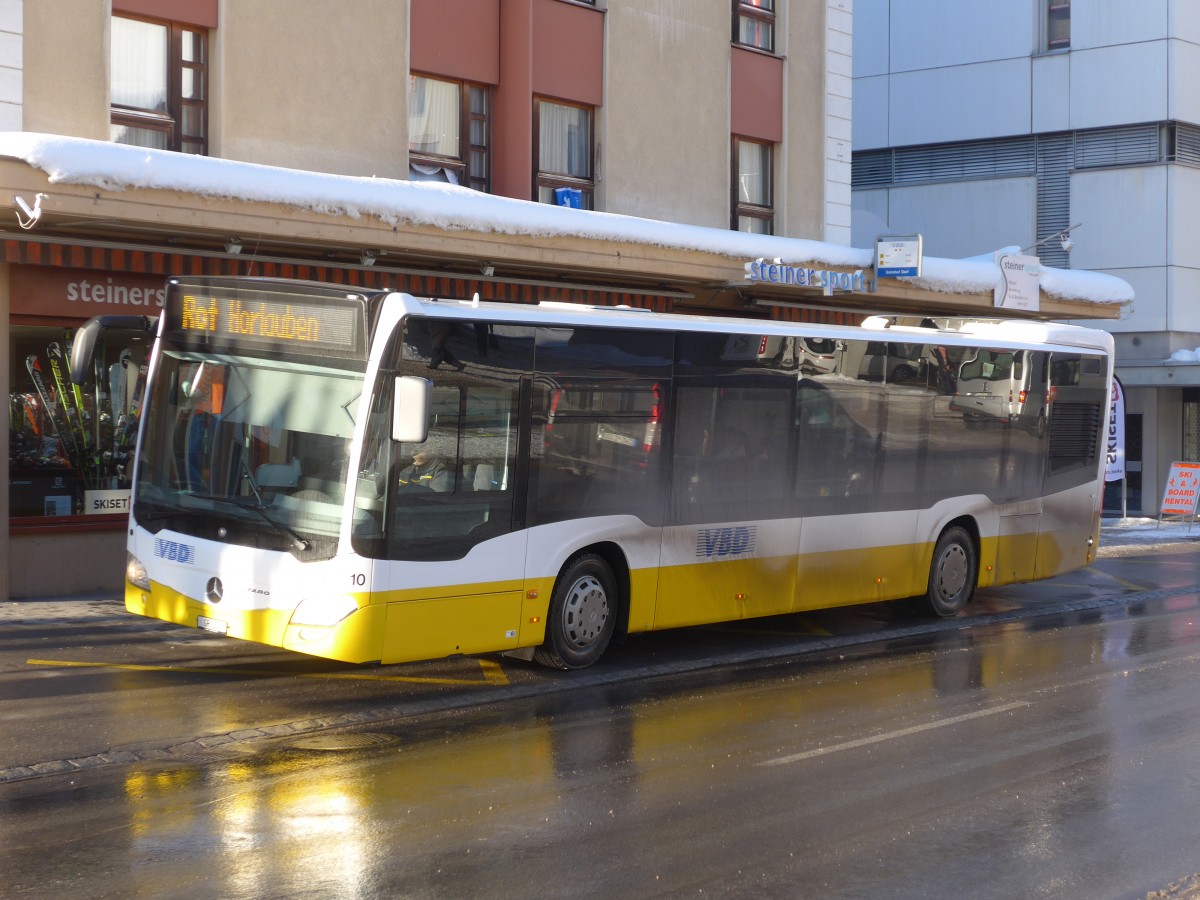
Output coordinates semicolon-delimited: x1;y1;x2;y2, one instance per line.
0;0;1127;600
1;0;864;598
852;0;1200;516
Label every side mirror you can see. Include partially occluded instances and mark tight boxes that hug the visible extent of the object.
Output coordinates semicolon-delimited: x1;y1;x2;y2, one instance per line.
392;376;431;443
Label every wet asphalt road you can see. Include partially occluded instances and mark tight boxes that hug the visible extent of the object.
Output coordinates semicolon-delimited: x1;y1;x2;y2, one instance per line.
4;531;1200;896
3;530;1199;782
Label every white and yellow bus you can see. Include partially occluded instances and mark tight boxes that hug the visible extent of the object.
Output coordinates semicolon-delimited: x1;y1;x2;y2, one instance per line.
71;277;1114;669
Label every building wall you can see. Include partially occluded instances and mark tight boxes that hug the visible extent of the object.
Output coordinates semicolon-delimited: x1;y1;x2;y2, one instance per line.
0;262;8;600
602;2;730;227
1070;166;1167;334
851;1;1200;514
0;0;20;131
853;176;1037;261
212;0;410;177
23;0;108;138
9;529;124;598
817;0;851;243
852;1;1199;147
4;1;845;597
17;0;837;237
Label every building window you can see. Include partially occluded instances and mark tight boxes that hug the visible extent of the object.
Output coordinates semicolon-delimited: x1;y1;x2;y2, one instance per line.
733;138;773;234
535;99;594;209
734;0;775;53
1046;0;1070;51
408;75;491;192
110;15;207;155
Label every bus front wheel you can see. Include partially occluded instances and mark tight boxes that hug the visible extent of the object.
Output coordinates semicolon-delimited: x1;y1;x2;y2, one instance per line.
923;526;977;617
534;554;617;669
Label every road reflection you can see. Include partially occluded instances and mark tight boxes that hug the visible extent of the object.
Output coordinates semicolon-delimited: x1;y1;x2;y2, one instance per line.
6;589;1200;897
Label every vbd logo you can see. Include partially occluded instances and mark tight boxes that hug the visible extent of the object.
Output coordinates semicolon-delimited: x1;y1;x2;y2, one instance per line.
153;538;195;564
696;526;758;558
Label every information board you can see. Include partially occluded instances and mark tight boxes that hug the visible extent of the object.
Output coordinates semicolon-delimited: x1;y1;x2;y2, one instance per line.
994;252;1041;312
875;234;922;278
1159;461;1200;519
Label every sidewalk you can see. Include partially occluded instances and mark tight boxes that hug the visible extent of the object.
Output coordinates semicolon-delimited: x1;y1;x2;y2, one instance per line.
1099;516;1200;555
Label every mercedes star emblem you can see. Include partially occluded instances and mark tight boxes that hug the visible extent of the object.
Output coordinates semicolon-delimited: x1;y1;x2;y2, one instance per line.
205;577;224;604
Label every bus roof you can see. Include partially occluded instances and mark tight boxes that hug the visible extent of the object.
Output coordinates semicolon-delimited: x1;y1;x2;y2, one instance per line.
390;292;1115;356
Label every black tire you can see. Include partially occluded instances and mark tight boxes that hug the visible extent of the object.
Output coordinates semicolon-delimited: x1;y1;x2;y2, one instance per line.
533;554;618;669
923;526;977;617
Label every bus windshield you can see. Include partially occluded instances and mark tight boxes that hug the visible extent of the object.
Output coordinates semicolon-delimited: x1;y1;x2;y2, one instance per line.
132;346;365;558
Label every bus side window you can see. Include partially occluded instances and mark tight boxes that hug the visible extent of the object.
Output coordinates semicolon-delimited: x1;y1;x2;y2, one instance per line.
670;381;792;524
795;378;877;514
352;321;531;561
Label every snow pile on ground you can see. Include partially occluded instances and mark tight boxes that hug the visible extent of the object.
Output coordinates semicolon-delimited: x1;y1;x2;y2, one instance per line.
1101;517;1200;546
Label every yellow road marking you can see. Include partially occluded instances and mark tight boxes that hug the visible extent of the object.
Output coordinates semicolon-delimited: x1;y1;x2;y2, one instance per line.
478;659;508;684
1103;574;1148;591
25;658;509;687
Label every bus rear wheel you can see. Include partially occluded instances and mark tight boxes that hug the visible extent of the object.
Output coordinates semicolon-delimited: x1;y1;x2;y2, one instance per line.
923;526;977;617
534;554;617;669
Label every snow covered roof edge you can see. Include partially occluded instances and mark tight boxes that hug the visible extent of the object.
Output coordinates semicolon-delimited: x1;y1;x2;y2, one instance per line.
0;133;1133;306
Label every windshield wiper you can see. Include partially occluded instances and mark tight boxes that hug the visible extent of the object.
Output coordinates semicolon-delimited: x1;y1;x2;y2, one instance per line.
187;492;311;552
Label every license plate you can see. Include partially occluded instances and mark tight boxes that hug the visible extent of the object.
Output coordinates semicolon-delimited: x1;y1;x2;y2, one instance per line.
598;428;637;447
196;615;228;635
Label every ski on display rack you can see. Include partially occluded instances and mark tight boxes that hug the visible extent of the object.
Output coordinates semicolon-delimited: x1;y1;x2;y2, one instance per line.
116;359;148;461
46;342;93;484
107;350;130;479
25;354;77;475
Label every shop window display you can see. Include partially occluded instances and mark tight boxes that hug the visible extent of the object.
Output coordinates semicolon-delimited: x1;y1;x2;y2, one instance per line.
9;326;148;519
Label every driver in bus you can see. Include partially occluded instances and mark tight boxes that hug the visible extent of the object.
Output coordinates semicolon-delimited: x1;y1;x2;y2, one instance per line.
397;441;452;492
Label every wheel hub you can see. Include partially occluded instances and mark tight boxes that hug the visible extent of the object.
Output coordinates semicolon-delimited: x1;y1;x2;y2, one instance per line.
562;575;608;647
937;545;968;598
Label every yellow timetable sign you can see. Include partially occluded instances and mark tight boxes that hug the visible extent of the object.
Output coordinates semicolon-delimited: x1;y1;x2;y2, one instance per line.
176;293;361;354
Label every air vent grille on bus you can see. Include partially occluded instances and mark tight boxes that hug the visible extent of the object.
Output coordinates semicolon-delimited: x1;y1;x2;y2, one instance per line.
1048;402;1102;473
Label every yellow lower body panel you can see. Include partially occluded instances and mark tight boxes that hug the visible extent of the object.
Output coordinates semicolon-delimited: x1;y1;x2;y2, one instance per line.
654;554;797;630
990;528;1039;585
794;543;926;612
381;590;523;665
127;581;385;664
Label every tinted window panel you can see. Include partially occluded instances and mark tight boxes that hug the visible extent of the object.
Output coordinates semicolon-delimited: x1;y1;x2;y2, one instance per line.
528;325;670;525
531;378;665;526
671;378;793;524
795;342;883;517
535;326;671;377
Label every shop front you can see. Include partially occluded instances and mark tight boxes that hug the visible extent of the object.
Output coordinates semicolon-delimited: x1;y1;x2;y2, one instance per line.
0;241;728;598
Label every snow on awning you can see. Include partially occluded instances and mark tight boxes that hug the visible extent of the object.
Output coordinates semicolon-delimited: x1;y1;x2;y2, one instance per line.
0;132;1134;307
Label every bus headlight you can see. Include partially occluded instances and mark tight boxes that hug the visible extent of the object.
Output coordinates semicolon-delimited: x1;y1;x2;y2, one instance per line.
127;553;151;590
291;596;360;627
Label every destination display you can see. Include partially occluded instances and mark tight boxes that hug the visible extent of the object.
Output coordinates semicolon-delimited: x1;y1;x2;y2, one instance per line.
167;285;366;357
